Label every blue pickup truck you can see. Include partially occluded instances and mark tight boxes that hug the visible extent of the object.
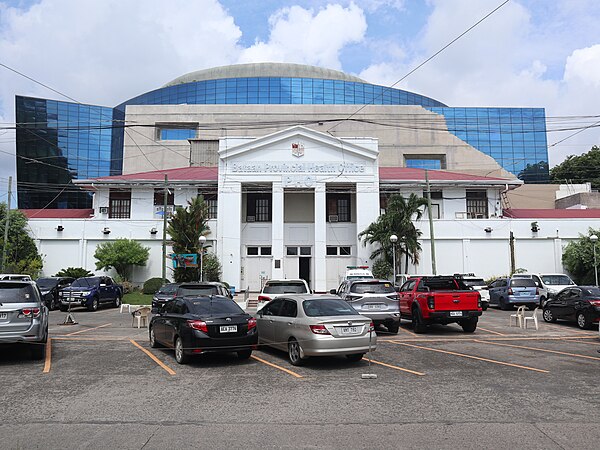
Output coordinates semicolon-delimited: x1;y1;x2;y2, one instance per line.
59;276;123;312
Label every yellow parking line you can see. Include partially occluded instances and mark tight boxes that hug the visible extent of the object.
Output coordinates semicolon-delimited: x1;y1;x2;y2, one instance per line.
64;323;112;336
568;339;600;346
477;327;505;336
130;339;176;375
392;342;549;373
397;325;417;336
251;355;303;378
43;338;51;373
474;339;600;362
369;359;425;376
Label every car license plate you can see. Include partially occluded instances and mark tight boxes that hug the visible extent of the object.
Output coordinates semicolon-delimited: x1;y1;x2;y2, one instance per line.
449;311;463;317
365;304;383;310
220;325;237;333
0;313;7;320
340;326;361;335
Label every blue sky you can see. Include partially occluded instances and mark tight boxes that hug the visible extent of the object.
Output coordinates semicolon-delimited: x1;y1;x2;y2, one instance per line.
0;0;599;201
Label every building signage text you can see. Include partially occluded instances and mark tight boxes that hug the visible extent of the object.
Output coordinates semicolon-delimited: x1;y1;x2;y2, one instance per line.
230;161;366;174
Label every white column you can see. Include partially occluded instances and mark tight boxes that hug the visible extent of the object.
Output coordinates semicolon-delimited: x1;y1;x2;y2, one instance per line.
218;181;242;289
355;182;380;268
271;181;285;279
314;184;327;292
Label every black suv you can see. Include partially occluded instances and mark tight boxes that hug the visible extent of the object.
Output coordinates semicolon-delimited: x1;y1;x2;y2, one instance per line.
36;277;75;311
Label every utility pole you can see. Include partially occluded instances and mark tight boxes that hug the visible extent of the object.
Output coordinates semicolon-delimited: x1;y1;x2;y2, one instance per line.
162;174;168;285
425;170;437;275
1;176;12;272
509;231;516;275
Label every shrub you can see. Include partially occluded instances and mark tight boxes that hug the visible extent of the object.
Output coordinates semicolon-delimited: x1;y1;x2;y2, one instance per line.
121;281;135;294
202;253;222;282
372;258;392;280
54;267;94;278
143;277;170;294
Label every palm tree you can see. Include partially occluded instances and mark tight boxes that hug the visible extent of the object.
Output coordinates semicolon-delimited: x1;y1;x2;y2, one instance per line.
358;193;428;275
167;195;211;282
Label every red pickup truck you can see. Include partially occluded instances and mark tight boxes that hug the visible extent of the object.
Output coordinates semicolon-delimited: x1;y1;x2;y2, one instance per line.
398;276;482;333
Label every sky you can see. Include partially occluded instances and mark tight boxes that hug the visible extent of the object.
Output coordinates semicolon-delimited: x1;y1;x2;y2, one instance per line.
1;0;599;202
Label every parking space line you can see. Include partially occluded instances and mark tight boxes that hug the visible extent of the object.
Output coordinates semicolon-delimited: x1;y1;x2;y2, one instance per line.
130;339;176;375
369;359;425;376
397;326;417;336
251;355;303;378
477;327;505;336
392;342;549;373
43;338;51;373
64;323;112;336
474;339;600;362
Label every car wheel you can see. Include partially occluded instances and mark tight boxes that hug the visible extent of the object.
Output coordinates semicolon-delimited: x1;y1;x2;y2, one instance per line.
237;349;252;360
88;297;99;312
499;297;511;311
542;308;557;323
386;322;400;334
149;327;161;348
174;336;189;364
113;295;121;308
30;340;47;360
48;297;57;311
345;353;364;362
411;308;426;334
481;303;488;311
288;338;305;366
576;312;592;330
460;317;478;333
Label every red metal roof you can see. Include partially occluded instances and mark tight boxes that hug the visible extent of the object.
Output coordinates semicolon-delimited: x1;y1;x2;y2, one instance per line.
503;208;600;219
379;167;513;182
83;166;218;182
21;209;94;219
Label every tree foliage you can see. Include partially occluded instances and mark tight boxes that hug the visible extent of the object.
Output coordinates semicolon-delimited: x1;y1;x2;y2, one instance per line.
562;228;600;284
0;204;44;277
358;193;428;274
54;267;94;278
518;161;549;183
167;196;211;282
550;145;600;189
93;238;150;281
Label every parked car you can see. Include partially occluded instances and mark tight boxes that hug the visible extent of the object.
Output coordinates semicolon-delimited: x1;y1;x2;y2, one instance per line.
36;277;75;311
257;279;311;306
539;273;576;300
149;296;257;364
59;276;123;311
398;276;481;333
175;282;232;299
151;283;181;312
488;277;539;310
511;273;549;306
255;295;376;365
0;274;32;281
0;281;48;359
542;286;600;329
454;274;490;311
331;279;400;333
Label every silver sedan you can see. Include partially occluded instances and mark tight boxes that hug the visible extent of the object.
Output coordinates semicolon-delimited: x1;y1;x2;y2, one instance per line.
255;295;377;365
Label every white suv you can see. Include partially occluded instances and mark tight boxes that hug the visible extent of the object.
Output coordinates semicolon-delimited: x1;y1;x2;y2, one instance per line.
539;273;576;300
257;279;311;307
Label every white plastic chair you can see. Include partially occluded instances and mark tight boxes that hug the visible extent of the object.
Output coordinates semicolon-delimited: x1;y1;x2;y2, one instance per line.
132;306;151;328
509;305;526;328
119;303;131;314
524;307;539;330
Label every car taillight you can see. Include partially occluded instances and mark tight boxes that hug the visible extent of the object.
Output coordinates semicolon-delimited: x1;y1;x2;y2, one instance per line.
258;295;270;302
589;300;600;307
386;293;399;301
477;293;481;309
427;295;435;310
536;288;539;295
508;288;514;295
20;308;41;318
187;320;208;332
309;324;331;335
345;294;360;301
368;321;375;332
247;317;257;330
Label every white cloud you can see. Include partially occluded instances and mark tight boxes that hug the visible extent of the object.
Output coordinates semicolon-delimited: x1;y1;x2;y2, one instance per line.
238;3;367;69
563;44;600;89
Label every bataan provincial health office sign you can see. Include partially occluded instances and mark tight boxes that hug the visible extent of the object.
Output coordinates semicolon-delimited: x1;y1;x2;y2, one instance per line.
230;161;367;174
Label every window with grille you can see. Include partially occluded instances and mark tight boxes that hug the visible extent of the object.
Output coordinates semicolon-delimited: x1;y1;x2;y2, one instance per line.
153;189;174;206
247;193;271;222
199;190;218;220
327;193;351;222
466;190;488;218
109;190;131;219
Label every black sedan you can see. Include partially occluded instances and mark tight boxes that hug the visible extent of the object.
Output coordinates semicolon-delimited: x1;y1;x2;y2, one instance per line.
542;286;600;329
36;277;74;310
149;296;257;364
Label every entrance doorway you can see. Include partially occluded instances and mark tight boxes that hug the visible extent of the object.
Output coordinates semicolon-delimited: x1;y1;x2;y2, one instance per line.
299;257;311;290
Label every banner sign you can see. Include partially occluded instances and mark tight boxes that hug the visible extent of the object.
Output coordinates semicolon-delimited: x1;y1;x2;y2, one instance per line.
170;253;198;268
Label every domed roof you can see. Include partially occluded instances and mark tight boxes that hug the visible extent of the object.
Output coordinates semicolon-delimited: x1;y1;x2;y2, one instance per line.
163;62;367;87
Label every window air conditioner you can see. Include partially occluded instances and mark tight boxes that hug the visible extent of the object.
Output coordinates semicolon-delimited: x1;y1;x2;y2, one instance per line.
246;216;255;222
328;215;339;223
455;212;467;219
99;207;109;214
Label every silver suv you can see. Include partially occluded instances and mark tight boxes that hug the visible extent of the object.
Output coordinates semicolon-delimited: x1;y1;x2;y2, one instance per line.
331;279;401;334
0;281;48;359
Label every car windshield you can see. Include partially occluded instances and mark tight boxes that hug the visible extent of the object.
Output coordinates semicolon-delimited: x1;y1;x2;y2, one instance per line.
351;282;394;294
462;278;485;287
541;275;573;285
303;298;358;317
510;279;536;287
158;284;178;295
189;299;244;315
71;277;101;287
178;285;219;296
36;278;59;289
263;282;308;294
0;283;37;303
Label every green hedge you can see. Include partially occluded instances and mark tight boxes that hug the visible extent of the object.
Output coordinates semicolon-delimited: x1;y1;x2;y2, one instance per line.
143;277;170;294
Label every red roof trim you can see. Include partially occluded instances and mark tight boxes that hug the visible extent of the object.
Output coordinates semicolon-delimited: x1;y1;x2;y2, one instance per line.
503;208;600;219
21;209;94;219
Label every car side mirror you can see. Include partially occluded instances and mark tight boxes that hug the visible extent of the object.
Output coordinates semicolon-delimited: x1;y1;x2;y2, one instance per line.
329;289;337;294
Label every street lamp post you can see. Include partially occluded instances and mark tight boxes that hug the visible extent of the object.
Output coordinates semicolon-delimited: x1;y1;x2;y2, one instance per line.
390;234;398;285
199;235;207;282
591;235;598;286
